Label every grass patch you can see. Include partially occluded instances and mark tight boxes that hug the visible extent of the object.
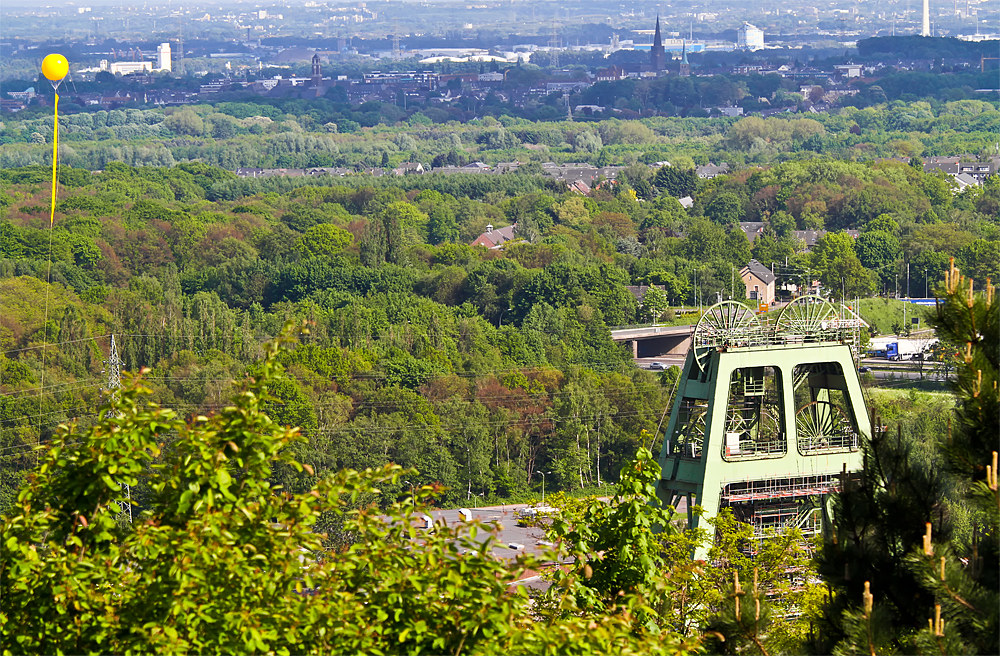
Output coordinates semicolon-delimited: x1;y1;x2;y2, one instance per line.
857;297;933;335
868;387;954;402
659;311;701;326
866;387;955;430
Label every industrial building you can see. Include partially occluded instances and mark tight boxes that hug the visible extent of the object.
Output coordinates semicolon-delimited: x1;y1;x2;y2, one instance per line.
737;23;765;51
100;43;171;75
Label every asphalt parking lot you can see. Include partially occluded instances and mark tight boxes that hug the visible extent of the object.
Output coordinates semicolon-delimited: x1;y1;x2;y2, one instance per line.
423;503;550;561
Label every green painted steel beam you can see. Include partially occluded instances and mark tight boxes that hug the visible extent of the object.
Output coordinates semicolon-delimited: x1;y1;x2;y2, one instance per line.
657;340;868;559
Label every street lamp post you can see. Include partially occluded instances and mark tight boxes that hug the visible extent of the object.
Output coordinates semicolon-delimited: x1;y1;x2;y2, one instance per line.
534;470;552;504
925;269;928;298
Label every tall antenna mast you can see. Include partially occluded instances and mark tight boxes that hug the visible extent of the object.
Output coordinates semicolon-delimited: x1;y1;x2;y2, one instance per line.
105;335;131;524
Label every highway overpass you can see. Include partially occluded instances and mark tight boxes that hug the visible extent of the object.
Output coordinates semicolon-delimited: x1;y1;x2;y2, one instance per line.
610;324;694;358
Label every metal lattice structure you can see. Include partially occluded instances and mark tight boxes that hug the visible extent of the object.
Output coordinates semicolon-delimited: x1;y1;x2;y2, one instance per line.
106;334;121;391
774;295;839;340
658;301;868;559
105;335;131;524
692;301;764;371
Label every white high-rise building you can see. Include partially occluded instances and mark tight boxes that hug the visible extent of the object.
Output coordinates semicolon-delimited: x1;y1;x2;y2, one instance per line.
737;22;764;51
921;0;930;36
156;43;172;72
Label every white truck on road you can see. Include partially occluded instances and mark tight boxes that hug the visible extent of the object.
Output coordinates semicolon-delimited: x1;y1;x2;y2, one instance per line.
868;337;938;361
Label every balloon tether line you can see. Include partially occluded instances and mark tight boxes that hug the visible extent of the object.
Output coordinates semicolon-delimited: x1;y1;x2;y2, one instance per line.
39;84;60;437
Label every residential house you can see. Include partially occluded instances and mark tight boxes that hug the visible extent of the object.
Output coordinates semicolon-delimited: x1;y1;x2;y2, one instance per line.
696;162;729;179
545;81;592;94
596;66;627;82
392;162;425;175
952;172;981;190
493;161;522;173
625;284;666;305
821;87;859;103
739;222;766;244
470;224;519;249
738;223;860;251
541;163;623;185
714;106;744;117
740;259;776;305
793;229;860;250
923;156;999;182
306;167;351;177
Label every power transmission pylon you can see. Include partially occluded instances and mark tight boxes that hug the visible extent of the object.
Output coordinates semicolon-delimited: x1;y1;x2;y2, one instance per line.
177;12;185;74
105;335;131;524
548;21;560;67
392;21;401;59
106;334;121;391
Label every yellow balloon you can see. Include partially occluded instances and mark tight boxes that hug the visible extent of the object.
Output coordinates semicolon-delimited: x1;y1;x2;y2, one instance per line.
42;54;69;82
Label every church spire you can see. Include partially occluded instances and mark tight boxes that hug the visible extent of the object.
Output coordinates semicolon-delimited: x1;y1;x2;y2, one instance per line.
650;15;666;72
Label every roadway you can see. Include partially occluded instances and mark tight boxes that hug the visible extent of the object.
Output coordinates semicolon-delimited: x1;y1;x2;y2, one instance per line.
423;503;549;561
635;355;687;370
859;359;949;382
420;503;565;591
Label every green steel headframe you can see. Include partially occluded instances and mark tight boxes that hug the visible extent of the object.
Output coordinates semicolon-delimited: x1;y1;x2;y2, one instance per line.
657;298;869;558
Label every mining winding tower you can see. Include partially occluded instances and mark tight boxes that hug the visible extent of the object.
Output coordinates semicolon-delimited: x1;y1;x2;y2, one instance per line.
657;297;868;558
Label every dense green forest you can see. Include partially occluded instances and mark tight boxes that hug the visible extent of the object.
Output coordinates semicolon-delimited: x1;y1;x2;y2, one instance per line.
1;76;998;653
1;144;998;515
2;271;995;655
1;97;999;171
